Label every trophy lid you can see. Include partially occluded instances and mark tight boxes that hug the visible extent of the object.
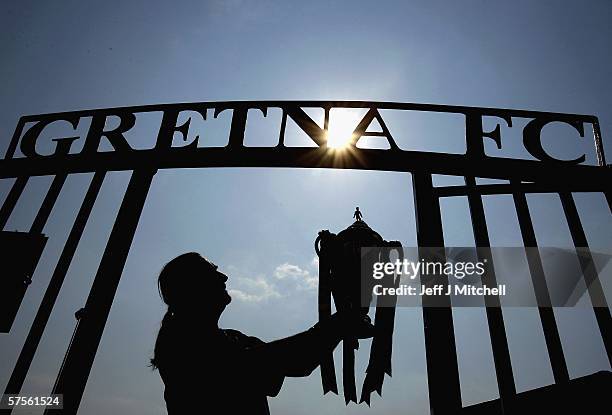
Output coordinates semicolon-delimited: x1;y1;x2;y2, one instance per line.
337;208;384;245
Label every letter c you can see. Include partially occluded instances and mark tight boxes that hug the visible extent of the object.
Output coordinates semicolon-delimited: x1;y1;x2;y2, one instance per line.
523;117;585;164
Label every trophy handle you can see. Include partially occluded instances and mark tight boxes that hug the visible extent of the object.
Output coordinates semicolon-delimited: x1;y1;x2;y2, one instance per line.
384;240;403;263
315;229;333;257
315;234;322;256
315;229;336;258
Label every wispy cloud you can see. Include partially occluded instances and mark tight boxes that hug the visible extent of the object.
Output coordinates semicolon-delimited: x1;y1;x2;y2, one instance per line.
274;262;318;290
227;260;318;303
228;275;281;303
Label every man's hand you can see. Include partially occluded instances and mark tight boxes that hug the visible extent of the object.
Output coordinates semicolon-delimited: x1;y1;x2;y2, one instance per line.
335;310;375;339
249;310;376;380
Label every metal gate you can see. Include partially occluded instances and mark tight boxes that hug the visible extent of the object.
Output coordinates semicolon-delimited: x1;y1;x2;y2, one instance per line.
1;101;610;414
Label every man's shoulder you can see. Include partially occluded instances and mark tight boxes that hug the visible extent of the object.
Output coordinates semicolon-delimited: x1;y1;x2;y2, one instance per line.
222;328;264;348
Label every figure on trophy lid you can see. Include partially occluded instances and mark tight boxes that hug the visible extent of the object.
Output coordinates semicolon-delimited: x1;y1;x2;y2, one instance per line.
353;207;363;222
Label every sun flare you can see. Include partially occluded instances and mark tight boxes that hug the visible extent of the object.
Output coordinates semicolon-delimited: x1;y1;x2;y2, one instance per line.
326;109;363;150
327;134;351;149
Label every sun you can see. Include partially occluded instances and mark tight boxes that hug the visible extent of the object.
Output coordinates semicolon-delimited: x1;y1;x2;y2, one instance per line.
326;109;363;150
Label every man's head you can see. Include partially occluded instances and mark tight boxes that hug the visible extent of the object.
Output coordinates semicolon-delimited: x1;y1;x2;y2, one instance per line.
157;252;231;319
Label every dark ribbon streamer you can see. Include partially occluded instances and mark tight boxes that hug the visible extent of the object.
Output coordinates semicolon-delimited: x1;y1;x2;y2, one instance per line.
316;232;400;406
343;339;357;404
316;232;338;395
360;243;402;405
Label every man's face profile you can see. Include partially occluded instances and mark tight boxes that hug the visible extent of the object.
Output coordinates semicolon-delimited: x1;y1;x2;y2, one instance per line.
195;256;232;312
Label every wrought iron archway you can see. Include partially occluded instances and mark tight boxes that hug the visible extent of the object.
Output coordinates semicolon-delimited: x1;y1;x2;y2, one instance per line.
0;100;610;414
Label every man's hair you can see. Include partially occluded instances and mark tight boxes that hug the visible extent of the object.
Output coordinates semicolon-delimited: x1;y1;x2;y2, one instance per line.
151;252;214;369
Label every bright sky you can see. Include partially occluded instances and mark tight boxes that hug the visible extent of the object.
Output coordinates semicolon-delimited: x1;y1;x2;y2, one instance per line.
1;1;612;414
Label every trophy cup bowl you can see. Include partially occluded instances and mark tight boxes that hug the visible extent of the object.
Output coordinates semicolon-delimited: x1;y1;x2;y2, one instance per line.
315;219;386;342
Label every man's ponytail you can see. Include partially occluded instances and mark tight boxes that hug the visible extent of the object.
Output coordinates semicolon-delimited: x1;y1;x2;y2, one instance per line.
150;308;174;369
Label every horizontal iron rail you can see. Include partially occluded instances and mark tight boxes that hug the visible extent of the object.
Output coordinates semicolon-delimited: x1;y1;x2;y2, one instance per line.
6;100;600;122
435;180;611;197
0;148;610;184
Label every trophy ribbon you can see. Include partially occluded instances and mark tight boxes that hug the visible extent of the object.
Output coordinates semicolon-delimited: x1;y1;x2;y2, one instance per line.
315;231;339;395
360;242;402;405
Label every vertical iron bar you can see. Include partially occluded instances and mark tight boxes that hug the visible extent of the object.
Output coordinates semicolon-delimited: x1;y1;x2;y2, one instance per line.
0;117;28;227
412;173;462;415
30;174;68;234
46;168;156;415
591;119;606;167
464;176;515;414
510;181;569;384
558;192;612;365
605;191;612;214
3;172;106;404
0;177;28;230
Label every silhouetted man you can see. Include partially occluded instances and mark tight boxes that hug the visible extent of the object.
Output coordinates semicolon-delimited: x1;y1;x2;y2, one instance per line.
151;252;369;414
353;206;363;221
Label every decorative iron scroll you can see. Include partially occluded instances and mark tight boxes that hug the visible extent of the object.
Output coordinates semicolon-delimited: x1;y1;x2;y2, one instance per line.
1;101;608;185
